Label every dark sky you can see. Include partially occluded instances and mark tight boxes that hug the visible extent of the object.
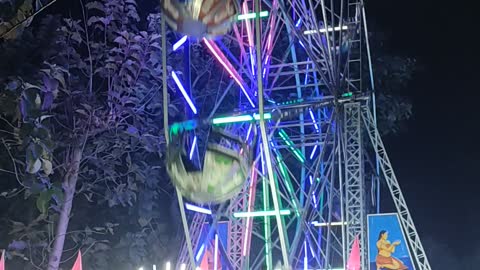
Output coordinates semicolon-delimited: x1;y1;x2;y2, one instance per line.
367;0;477;268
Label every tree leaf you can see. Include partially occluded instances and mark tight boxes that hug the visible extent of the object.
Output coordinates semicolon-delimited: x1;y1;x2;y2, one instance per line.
36;190;52;214
27;158;42;174
39;115;54;122
138;217;150;227
114;36;127;46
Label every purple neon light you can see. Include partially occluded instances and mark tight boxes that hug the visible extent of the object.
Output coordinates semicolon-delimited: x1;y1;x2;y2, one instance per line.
214;234;219;269
304;241;308;270
299;40;306;49
203;38;255;107
295;18;302;27
173;35;187;51
309;241;315;257
262;55;269;78
242;2;255;75
189;136;197;160
171;71;198;114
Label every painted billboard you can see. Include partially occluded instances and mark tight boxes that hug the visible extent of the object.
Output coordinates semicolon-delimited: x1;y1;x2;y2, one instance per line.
367;213;415;270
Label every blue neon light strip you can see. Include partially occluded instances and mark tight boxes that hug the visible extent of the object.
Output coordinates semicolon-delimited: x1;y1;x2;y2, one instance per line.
171;71;198;114
189;136;197;160
173;35;188;51
185;203;212;215
310;144;318;160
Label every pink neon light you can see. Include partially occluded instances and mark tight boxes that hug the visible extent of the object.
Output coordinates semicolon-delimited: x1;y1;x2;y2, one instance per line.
202;38;255;107
242;164;258;256
242;2;255;75
262;0;277;78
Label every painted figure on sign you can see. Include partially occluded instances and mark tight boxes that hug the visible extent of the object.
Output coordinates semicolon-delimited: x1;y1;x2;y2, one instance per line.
375;230;408;270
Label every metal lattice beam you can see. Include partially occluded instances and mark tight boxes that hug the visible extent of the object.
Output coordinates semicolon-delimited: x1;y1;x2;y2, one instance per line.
362;106;432;270
342;102;367;268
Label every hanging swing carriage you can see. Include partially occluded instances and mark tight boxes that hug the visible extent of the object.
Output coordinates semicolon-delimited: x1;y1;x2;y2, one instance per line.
166;120;256;204
161;0;240;39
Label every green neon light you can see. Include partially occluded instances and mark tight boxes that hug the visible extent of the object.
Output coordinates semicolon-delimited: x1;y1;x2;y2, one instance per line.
212;113;272;125
278;129;305;163
276;98;304;106
341;92;353;97
262;166;272;269
237;11;269;20
233;209;291;218
169;120;197;136
253;113;272;120
275;154;300;217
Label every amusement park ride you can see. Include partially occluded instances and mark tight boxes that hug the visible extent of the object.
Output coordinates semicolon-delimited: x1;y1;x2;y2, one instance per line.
159;0;432;269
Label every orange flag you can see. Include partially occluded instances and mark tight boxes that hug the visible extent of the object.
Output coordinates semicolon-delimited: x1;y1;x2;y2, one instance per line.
347;235;361;270
0;249;5;270
71;250;82;270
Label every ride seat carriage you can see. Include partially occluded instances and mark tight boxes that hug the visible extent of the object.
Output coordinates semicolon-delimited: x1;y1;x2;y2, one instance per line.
166;121;254;204
161;0;239;39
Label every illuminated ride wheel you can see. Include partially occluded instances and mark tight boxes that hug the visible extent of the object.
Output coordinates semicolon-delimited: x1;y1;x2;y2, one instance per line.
161;0;239;39
159;0;402;267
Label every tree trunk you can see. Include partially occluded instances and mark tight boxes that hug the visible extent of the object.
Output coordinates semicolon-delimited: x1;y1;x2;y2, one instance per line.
47;147;83;270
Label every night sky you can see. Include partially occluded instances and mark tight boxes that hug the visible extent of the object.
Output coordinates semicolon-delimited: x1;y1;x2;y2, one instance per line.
367;0;477;268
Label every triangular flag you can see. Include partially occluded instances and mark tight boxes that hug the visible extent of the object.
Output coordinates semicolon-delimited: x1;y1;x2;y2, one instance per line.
0;249;5;270
71;250;82;270
347;235;361;270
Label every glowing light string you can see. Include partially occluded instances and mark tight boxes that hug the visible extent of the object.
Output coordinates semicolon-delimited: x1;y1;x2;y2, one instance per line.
202;38;256;107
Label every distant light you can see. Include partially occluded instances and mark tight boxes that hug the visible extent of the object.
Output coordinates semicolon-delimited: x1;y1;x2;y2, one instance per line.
165;262;171;270
304;25;348;35
153;265;157;270
179;263;186;270
138;267;144;270
173;35;188;51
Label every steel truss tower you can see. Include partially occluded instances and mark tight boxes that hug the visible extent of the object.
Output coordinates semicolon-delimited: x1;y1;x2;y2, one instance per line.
161;0;432;269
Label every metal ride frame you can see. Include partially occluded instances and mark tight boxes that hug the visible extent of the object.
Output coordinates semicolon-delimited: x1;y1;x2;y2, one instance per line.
160;0;432;269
